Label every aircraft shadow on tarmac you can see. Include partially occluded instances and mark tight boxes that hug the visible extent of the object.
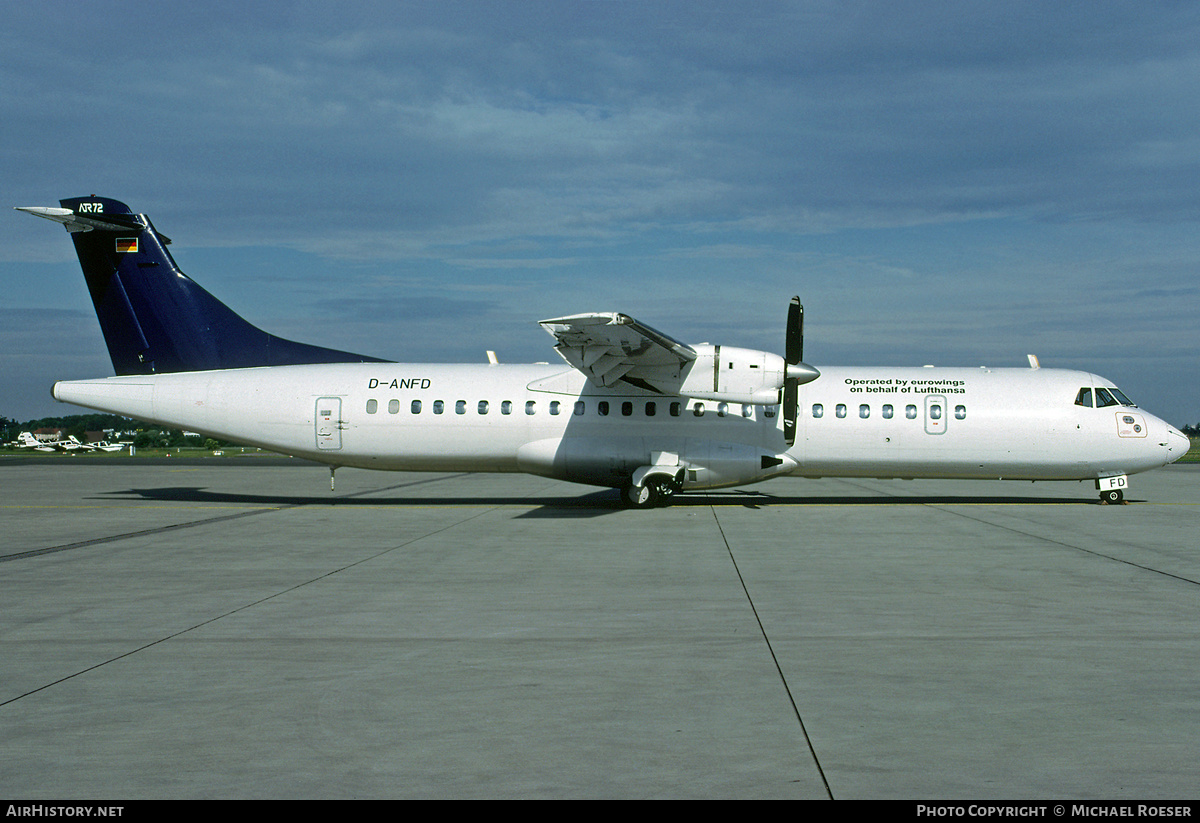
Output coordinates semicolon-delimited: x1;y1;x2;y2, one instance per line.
95;484;1104;519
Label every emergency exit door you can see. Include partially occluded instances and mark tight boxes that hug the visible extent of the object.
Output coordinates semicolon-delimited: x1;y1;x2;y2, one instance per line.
315;397;343;450
924;395;947;435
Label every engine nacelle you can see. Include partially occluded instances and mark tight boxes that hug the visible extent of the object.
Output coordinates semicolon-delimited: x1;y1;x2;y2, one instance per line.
678;345;787;405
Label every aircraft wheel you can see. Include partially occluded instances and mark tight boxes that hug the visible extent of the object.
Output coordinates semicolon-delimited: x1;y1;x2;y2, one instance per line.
648;479;676;506
1100;488;1124;505
622;479;667;509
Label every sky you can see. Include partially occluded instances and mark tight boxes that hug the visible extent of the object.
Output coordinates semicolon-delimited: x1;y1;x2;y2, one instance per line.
1;0;1198;425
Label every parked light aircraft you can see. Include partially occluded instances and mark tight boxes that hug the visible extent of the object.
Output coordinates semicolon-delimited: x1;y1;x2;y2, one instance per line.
13;431;94;452
11;431;121;453
15;432;57;452
18;197;1188;506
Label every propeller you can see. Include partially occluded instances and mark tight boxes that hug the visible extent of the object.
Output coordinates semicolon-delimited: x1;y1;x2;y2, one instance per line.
786;296;804;366
782;296;820;446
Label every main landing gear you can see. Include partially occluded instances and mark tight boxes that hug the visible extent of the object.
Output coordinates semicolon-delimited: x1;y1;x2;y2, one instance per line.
620;476;680;509
1099;488;1124;505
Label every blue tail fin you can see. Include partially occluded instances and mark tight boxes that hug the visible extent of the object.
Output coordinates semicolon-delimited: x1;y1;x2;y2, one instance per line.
18;196;388;375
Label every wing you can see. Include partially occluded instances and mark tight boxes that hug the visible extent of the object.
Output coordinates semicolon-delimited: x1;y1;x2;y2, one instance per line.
539;312;697;393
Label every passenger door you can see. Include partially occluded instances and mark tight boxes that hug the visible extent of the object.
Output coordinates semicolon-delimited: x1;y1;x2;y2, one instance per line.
315;397;343;450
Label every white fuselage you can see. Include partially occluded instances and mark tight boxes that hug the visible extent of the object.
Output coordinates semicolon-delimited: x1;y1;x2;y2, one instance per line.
51;362;1187;491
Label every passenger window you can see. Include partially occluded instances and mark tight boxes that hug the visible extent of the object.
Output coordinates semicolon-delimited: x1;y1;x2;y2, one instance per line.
455;400;466;415
598;401;609;416
550;401;560;415
434;400;444;415
525;400;536;415
621;401;633;417
646;402;657;417
882;404;894;419
478;400;489;415
693;403;705;417
835;404;847;418
812;404;824;418
501;400;512;415
366;399;378;414
388;399;400;414
930;404;942;420
1075;388;1093;408
905;405;917;419
955;405;966;420
411;400;422;414
718;403;728;417
859;404;870;419
763;405;776;418
741;404;753;418
670;402;681;417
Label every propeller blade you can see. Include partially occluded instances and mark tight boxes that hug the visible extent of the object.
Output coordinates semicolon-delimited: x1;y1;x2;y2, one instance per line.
786;296;803;365
783;379;798;446
783;297;816;446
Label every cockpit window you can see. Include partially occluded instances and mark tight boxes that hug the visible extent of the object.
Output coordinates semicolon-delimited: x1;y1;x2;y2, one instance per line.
1076;386;1138;409
1108;387;1137;407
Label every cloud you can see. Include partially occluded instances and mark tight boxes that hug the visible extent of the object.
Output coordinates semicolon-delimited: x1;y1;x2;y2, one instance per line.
1;2;1197;424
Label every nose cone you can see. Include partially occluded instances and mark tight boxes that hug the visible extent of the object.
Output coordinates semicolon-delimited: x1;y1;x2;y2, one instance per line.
1166;427;1191;464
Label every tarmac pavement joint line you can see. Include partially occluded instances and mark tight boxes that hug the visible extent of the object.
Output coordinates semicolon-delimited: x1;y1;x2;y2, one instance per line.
932;505;1200;589
708;504;835;800
0;490;507;712
0;472;472;562
821;477;1200;589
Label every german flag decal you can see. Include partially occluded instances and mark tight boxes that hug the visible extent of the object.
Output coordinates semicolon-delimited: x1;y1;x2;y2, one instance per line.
116;238;138;253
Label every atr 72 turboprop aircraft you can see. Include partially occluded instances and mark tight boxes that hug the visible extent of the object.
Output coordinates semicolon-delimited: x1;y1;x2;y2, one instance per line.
18;196;1189;507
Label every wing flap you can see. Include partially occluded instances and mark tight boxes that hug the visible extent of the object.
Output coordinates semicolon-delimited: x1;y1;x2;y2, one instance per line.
539;312;696;391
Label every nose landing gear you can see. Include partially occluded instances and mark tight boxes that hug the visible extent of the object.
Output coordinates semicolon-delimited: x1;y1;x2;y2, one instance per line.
1097;475;1128;505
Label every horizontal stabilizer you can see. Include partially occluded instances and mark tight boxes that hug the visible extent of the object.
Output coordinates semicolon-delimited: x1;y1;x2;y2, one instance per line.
15;205;145;234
